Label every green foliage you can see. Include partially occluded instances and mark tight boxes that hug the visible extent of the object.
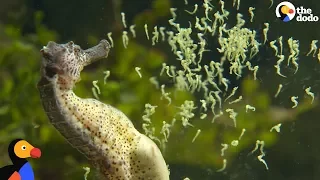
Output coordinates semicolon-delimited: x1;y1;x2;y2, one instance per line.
0;13;86;179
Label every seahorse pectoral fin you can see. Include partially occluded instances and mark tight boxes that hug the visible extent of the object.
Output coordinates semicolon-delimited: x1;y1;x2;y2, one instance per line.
83;40;111;66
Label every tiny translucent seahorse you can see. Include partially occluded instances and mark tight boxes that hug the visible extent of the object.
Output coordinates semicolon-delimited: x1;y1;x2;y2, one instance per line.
37;40;169;180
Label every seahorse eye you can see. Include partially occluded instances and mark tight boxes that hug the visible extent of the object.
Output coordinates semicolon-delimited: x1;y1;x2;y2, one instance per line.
45;66;57;78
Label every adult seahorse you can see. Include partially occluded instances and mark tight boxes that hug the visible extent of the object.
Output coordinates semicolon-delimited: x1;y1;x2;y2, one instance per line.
37;40;169;180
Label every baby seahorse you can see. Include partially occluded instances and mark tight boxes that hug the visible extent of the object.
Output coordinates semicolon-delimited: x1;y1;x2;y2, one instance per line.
37;40;169;180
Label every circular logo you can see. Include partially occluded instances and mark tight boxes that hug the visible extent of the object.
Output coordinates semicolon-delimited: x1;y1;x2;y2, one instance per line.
275;1;296;22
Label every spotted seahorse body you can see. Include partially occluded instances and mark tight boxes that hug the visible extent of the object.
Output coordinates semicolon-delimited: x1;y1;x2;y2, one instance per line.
37;40;169;180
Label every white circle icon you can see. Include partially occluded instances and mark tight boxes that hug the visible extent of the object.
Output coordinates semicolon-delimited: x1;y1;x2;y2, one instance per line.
275;1;296;22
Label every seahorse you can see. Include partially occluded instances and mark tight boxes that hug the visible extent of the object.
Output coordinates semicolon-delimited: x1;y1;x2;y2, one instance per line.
37;40;169;180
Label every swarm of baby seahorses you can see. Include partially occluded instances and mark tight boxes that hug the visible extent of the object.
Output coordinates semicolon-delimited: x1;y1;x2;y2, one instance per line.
37;40;169;180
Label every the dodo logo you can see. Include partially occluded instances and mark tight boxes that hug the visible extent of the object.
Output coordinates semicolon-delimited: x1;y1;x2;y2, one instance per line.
275;1;296;22
0;139;41;180
276;1;319;22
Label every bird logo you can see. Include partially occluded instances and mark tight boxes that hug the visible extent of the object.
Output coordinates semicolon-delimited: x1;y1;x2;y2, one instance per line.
0;139;41;180
275;1;296;22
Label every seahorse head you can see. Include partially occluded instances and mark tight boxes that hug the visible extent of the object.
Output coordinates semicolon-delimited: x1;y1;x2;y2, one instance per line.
39;40;110;89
